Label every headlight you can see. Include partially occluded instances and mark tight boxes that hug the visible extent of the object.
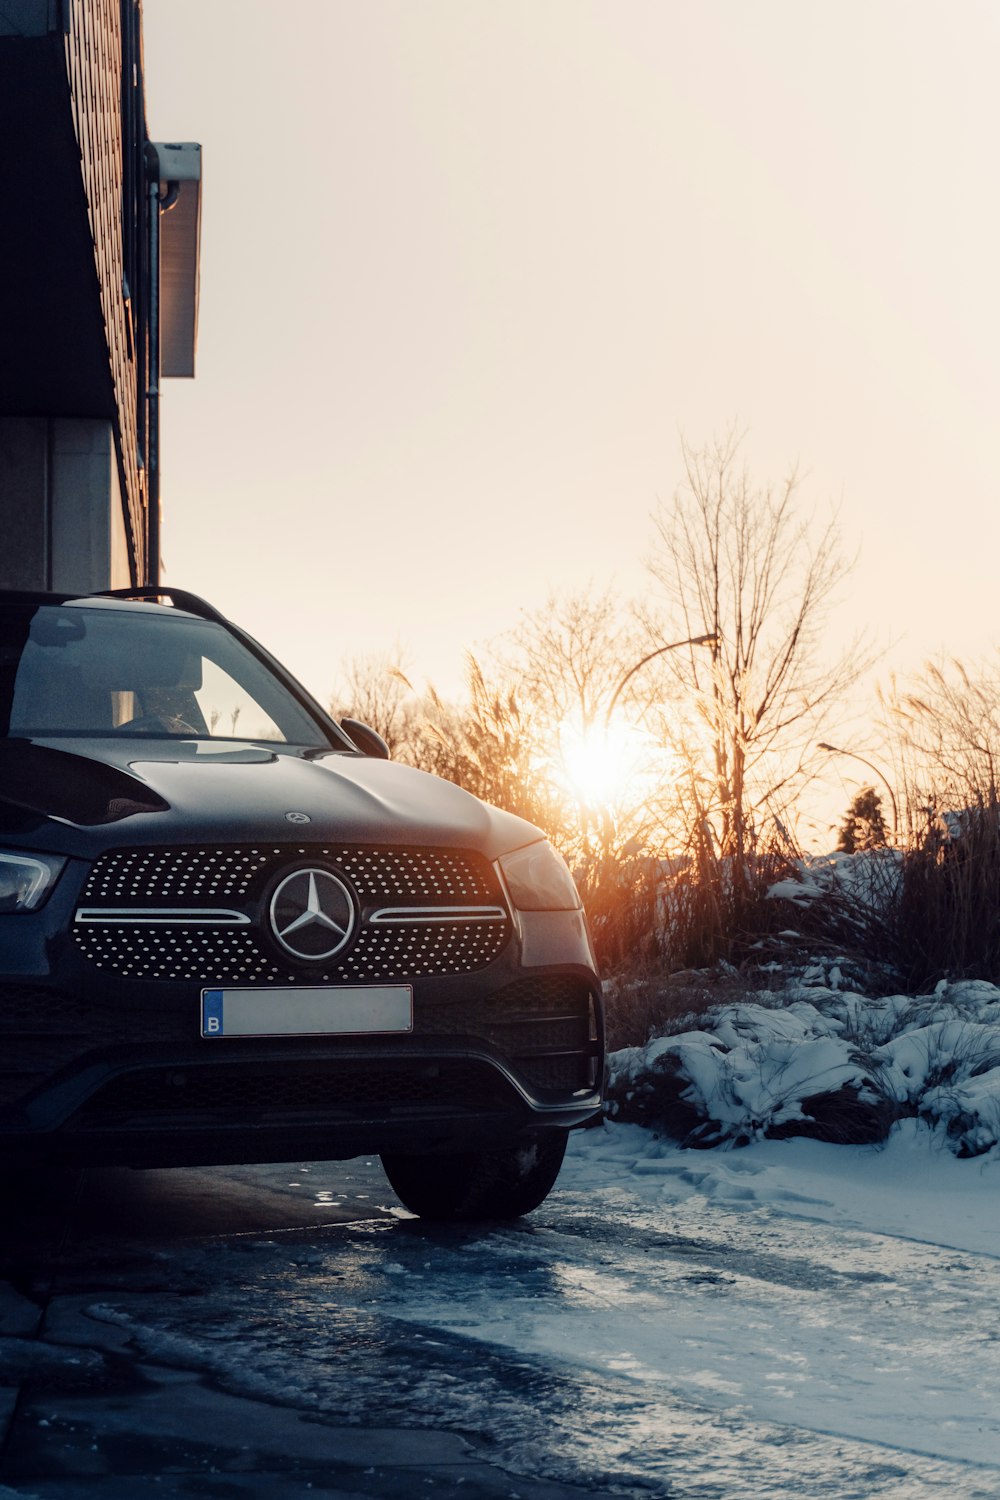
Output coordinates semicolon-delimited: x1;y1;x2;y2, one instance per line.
497;841;581;912
0;851;66;914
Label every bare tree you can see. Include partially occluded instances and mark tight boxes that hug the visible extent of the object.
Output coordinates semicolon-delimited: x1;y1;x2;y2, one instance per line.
499;589;648;729
330;652;417;759
884;656;1000;806
330;596;674;863
646;431;873;873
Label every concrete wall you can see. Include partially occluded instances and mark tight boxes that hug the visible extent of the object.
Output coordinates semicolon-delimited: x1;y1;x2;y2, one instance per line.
0;418;131;593
0;3;148;587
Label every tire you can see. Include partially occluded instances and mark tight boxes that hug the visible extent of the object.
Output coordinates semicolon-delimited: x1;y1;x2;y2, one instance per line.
380;1129;569;1221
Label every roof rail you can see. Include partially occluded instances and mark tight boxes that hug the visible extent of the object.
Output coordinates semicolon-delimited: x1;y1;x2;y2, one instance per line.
94;587;228;624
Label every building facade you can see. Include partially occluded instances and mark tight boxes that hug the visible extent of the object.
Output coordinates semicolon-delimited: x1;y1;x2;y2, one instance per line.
0;0;200;592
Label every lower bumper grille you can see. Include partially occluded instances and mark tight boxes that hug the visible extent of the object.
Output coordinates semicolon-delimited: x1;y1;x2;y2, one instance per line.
0;986;181;1107
0;977;599;1112
71;1059;516;1129
421;977;598;1094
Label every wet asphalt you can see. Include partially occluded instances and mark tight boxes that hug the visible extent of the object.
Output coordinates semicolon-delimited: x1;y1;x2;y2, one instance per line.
4;1150;999;1500
0;1159;621;1500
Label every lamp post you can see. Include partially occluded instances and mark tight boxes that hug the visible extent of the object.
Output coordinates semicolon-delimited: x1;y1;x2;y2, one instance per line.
604;633;718;726
817;742;899;835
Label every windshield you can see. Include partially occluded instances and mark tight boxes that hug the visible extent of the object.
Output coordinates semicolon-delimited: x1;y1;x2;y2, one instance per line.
0;603;334;747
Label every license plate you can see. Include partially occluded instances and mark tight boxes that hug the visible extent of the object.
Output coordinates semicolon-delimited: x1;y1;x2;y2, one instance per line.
201;985;413;1039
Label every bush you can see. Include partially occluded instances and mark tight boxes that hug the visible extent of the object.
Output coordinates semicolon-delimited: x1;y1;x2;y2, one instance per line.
893;796;1000;991
606;981;1000;1155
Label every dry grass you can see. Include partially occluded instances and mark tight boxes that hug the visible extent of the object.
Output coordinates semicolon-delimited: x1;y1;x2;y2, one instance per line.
603;968;783;1050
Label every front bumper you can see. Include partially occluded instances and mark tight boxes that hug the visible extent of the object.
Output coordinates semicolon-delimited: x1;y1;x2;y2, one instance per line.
0;862;604;1167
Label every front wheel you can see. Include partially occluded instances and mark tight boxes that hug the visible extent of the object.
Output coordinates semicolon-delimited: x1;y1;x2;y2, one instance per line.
380;1129;569;1221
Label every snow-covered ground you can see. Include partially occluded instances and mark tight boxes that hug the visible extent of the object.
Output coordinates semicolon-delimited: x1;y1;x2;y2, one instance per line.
565;1120;1000;1452
575;1116;1000;1260
397;1121;1000;1494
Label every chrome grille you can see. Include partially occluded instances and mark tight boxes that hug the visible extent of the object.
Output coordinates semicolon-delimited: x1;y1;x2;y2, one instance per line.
73;843;510;982
73;919;510;983
81;845;499;904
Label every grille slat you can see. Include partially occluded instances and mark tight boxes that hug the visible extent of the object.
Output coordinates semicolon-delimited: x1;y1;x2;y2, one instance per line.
73;1060;515;1127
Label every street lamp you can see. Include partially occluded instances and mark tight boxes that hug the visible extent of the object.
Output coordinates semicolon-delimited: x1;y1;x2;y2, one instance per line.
604;633;718;726
817;742;899;835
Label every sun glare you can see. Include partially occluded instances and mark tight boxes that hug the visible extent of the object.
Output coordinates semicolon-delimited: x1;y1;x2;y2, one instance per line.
548;715;673;821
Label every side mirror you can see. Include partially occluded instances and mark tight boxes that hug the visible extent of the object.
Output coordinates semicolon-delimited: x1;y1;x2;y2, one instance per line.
340;718;391;760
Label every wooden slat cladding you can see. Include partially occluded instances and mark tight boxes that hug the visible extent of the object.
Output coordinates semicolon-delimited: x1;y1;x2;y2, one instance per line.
63;0;147;580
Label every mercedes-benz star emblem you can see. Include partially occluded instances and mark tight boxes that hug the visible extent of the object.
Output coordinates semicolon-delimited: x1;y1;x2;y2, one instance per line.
269;868;355;962
285;811;311;824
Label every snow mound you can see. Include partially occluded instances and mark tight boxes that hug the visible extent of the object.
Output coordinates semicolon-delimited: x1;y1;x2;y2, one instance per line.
767;847;901;907
608;980;1000;1156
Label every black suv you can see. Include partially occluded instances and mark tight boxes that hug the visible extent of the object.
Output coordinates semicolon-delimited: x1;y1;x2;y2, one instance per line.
0;589;603;1218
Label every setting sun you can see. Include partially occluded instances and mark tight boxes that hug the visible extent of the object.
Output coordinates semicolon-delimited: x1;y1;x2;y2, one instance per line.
545;714;675;822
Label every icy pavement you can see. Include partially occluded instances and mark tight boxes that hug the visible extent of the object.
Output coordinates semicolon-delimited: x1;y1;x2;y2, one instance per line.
2;1124;1000;1497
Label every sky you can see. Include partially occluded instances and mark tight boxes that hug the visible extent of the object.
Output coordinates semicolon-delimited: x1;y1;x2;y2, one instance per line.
141;1;1000;736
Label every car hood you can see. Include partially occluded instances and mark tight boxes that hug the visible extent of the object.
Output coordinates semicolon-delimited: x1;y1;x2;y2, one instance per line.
0;737;543;862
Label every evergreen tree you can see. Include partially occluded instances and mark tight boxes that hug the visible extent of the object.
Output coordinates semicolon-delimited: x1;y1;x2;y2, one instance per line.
838;786;888;852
